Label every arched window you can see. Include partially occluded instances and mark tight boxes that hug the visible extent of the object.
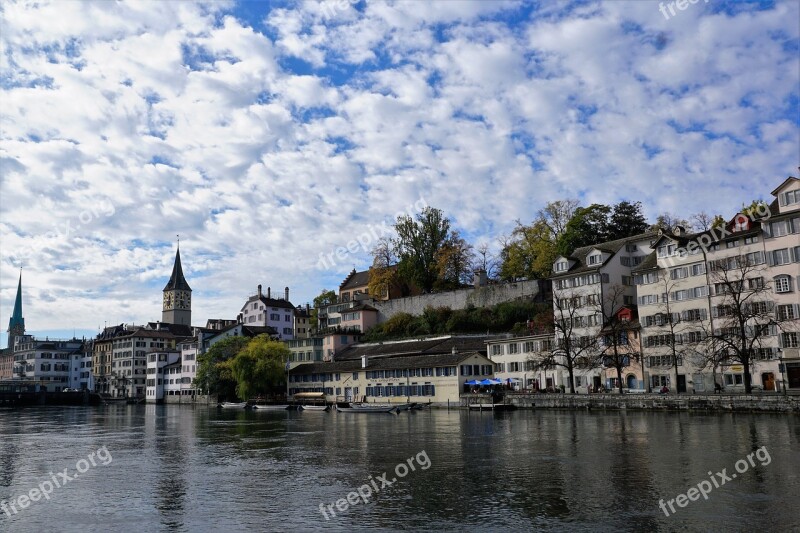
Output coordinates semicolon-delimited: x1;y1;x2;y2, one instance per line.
774;275;792;294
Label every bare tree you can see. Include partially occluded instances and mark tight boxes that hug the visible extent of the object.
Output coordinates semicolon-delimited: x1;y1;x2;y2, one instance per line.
474;242;499;279
530;288;599;394
596;284;641;394
707;254;781;394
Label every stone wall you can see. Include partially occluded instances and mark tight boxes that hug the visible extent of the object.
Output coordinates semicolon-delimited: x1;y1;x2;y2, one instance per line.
373;279;545;322
163;394;213;405
505;393;800;413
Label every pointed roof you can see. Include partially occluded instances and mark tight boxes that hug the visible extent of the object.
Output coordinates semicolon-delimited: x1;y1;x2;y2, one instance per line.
8;271;25;333
163;247;191;292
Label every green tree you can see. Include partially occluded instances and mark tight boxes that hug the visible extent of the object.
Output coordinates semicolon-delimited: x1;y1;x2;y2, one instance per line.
311;289;338;328
194;336;249;400
607;201;649;240
393;206;451;292
229;335;292;400
556;204;611;256
498;199;579;280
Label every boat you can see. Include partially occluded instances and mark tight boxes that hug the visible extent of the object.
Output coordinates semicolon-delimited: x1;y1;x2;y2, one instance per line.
220;402;248;409
299;405;330;412
336;404;397;413
393;403;416;412
252;404;289;410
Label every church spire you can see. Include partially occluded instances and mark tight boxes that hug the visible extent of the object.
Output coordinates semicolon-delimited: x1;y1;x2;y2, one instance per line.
8;269;25;348
163;243;191;292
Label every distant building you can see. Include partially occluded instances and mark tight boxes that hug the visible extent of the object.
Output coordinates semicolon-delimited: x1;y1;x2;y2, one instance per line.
486;333;554;391
10;336;84;392
238;285;296;339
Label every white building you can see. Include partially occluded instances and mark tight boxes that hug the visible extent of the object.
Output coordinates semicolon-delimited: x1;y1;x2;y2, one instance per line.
486;334;555;390
551;232;658;392
238;285;296;339
10;336;84;392
68;341;94;391
145;350;181;403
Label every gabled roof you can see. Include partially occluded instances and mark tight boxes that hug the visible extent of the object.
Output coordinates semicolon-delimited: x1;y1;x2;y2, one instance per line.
241;294;296;311
551;232;659;279
631;251;658;273
340;268;371;290
770;176;798;196
163;248;191;292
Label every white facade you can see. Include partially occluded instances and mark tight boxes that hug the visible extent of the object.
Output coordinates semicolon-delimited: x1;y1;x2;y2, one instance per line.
239;285;295;339
10;336;84;392
486;334;555;390
145;350;181;402
68;346;94;391
551;233;657;392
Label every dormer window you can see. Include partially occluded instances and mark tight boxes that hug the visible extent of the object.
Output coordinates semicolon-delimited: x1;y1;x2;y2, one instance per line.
657;244;677;258
587;254;602;265
782;189;799;206
555;261;568;272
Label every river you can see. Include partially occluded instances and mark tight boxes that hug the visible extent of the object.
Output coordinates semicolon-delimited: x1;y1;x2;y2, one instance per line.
0;405;797;532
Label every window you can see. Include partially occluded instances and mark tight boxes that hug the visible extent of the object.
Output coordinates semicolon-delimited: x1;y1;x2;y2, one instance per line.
491;345;502;356
744;236;759;245
769;221;788;237
771;249;790;265
622;275;633;286
782;332;799;348
620;256;631;267
774;276;792;293
657;244;677;258
638;294;658;306
555;261;568;272
588;254;602;265
507;343;519;354
782;189;799;206
690;263;706;276
726;240;739;248
635;272;658;285
724;374;744;386
777;305;798;321
631;256;644;266
747;277;764;290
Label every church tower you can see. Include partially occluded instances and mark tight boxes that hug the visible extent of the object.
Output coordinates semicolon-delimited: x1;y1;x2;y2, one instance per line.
162;244;192;326
7;270;25;349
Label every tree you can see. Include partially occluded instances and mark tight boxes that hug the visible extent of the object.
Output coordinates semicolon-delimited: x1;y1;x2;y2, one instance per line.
311;289;338;328
607;201;649;241
474;243;499;280
706;254;782;394
689;212;717;232
228;335;292;400
435;230;475;289
194;336;249;400
556;204;612;256
393;206;451;293
530;288;600;394
498;199;579;280
652;212;690;232
596;284;641;394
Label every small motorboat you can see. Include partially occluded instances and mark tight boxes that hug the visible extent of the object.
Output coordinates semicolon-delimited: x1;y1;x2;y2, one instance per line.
220;402;248;409
299;405;330;412
252;404;289;410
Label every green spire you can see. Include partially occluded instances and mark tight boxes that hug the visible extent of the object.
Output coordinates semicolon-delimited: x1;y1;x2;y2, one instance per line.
8;270;25;340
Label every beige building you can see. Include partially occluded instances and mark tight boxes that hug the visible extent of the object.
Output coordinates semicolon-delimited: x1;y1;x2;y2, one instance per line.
634;176;800;393
289;350;494;406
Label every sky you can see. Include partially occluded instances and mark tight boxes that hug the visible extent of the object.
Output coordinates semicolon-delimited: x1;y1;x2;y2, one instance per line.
1;0;798;345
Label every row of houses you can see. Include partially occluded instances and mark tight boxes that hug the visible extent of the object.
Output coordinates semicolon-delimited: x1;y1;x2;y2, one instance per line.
3;176;798;402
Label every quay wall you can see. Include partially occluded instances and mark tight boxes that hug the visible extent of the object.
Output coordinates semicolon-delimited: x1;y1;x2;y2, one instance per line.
506;393;800;413
373;279;545;322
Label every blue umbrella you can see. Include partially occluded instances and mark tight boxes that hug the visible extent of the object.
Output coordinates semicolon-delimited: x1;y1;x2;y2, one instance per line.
465;380;481;386
480;378;501;386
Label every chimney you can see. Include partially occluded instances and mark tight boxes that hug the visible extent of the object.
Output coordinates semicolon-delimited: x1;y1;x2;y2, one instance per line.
285;287;289;301
306;303;310;312
452;345;458;355
267;287;271;299
258;284;262;298
361;354;368;369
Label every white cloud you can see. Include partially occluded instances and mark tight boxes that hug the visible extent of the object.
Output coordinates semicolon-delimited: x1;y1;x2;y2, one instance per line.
1;0;797;338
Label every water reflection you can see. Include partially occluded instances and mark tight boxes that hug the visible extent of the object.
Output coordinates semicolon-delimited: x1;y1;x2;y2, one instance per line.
0;407;798;532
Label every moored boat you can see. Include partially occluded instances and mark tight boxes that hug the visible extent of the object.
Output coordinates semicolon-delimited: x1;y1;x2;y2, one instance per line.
299;405;330;411
220;402;248;409
252;404;289;410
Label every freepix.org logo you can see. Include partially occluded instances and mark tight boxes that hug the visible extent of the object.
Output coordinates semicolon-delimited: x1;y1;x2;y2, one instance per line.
1;446;113;517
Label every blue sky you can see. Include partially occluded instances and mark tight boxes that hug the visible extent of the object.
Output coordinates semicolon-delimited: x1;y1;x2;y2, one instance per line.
1;0;798;344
